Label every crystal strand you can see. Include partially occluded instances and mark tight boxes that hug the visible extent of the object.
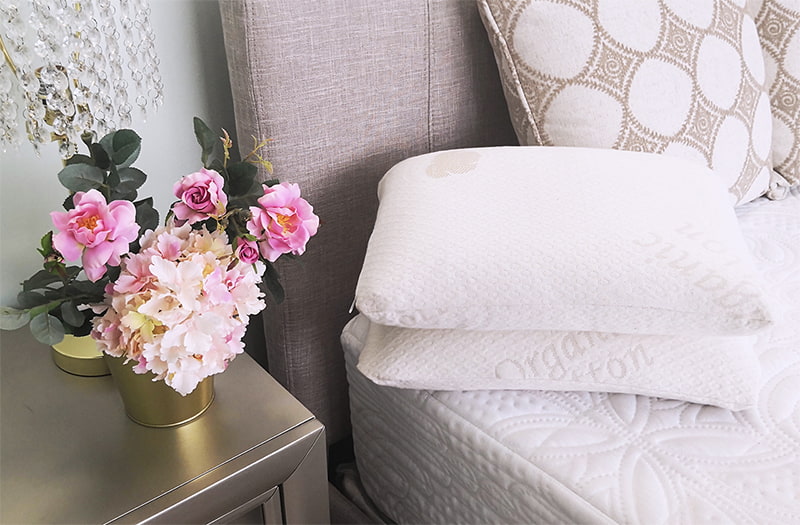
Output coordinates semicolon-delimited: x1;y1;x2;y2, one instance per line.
0;61;20;149
63;0;94;141
131;0;162;115
5;3;47;149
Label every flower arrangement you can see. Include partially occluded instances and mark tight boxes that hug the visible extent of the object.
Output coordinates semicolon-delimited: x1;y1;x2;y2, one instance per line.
1;118;318;394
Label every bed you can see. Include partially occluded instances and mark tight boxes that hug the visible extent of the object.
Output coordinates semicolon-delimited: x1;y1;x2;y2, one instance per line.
218;0;800;522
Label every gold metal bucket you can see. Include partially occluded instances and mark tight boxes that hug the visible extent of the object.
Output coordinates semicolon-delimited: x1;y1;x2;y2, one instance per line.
104;355;215;428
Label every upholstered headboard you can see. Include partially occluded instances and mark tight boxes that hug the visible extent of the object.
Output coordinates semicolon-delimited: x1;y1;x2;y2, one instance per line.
219;0;516;446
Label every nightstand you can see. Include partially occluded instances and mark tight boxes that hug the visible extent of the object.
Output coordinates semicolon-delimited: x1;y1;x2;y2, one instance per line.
0;328;329;524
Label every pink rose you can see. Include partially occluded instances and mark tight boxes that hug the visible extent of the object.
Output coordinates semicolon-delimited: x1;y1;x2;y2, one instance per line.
171;168;228;224
51;189;139;281
246;182;319;262
235;238;260;265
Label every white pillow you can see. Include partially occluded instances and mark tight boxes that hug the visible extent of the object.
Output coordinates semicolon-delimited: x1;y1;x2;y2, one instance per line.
476;0;777;204
354;317;760;410
355;147;774;335
753;0;800;188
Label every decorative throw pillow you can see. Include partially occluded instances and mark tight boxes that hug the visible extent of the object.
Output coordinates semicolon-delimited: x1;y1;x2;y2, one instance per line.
354;147;774;336
477;0;775;204
752;0;800;187
354;319;760;410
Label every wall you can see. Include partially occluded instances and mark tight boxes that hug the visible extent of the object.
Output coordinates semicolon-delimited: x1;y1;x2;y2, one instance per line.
0;0;236;306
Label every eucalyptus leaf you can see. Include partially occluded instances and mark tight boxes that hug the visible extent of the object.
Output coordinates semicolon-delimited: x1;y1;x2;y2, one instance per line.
90;142;111;170
22;270;62;292
65;154;94;166
17;290;46;308
193;117;218;167
117;167;147;192
110;190;138;202
63;194;75;211
134;197;159;233
111;129;142;168
65;278;106;297
81;132;95;150
60;301;86;328
29;300;63;319
29;313;65;345
58;164;105;193
0;307;30;330
107;165;121;188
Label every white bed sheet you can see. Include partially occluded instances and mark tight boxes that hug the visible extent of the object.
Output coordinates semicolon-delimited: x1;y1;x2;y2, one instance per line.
342;187;800;524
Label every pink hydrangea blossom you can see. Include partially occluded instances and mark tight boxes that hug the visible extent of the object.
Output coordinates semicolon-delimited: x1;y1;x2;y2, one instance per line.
171;168;228;225
50;189;139;282
92;223;266;395
247;182;319;262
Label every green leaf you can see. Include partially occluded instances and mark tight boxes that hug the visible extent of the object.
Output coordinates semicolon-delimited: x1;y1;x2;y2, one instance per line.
22;270;62;292
116;167;147;193
38;231;55;257
29;313;65;345
134;197;159;233
227;162;259;196
107;164;121;188
60;301;86;328
65;153;94;166
17;290;47;308
262;262;285;304
64;278;106;300
193;117;218;167
90;142;111;170
62;194;75;211
111;129;142;168
81;131;95;150
28;299;62;319
0;307;30;330
58;164;105;193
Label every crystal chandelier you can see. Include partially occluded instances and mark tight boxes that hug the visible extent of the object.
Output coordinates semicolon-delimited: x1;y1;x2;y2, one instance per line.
0;0;163;159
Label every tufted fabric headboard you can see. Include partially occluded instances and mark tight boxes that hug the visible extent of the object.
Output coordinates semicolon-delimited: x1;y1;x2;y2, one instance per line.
219;0;517;446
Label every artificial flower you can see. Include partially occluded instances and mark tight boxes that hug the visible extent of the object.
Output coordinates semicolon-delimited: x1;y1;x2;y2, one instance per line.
93;223;267;395
3;119;317;396
247;182;319;262
50;189;139;281
172;167;228;225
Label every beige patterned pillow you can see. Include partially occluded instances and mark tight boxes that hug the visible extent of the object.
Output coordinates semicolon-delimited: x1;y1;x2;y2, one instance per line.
478;0;775;204
752;0;800;188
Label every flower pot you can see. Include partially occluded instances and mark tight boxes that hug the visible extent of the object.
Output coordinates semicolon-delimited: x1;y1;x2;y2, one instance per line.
51;335;110;377
104;355;215;428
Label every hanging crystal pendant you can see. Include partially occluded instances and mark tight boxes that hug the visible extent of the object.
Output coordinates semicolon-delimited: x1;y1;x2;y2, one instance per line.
0;0;163;158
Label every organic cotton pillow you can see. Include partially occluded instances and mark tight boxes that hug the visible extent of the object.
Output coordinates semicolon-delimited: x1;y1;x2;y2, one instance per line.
477;0;776;204
353;318;760;410
354;147;774;336
753;0;800;188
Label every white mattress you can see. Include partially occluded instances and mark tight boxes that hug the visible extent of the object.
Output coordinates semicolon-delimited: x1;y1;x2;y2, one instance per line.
342;187;800;524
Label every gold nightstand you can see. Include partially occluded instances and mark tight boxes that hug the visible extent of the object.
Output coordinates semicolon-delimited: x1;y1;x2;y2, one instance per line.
0;328;329;524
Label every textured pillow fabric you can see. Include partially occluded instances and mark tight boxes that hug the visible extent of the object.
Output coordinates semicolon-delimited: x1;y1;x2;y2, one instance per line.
753;0;800;187
354;318;760;410
355;147;774;336
477;0;775;204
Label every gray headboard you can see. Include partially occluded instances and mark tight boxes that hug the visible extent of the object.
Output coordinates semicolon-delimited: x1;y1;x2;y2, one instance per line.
219;0;517;445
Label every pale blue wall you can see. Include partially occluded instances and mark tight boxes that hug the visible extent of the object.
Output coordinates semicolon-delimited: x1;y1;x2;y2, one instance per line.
0;0;236;306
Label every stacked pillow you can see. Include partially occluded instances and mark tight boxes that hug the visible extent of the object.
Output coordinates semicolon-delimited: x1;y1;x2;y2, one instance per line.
475;0;797;203
353;147;774;409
